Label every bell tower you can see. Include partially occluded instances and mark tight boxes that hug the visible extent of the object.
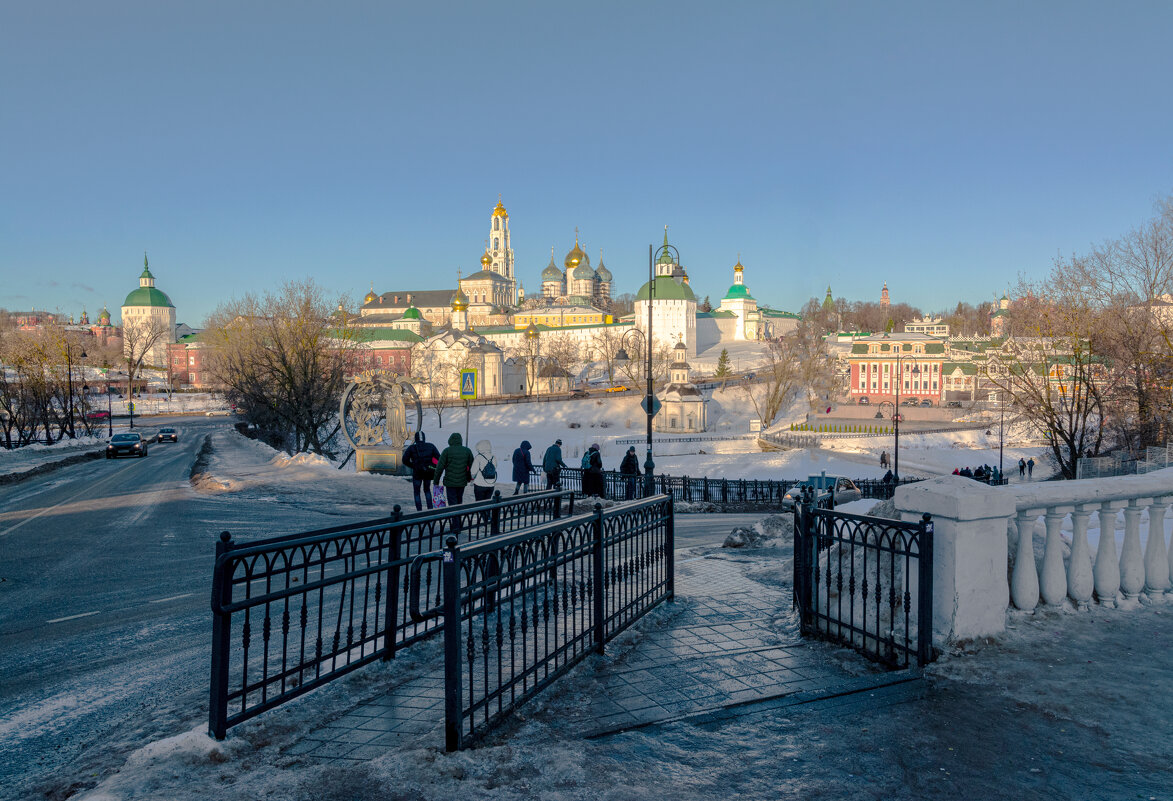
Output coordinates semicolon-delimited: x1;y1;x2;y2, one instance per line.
488;195;517;306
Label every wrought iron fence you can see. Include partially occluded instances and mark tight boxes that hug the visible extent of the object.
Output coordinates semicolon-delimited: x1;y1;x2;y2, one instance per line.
793;501;934;668
208;489;574;739
437;495;674;751
556;467;922;506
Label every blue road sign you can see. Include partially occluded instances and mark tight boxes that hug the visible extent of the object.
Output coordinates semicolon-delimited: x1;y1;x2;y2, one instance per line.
460;369;478;400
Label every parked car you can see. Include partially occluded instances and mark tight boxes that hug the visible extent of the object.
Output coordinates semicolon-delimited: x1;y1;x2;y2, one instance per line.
858;397;870;405
85;410;110;422
156;427;178;443
106;432;148;459
780;475;862;510
919;399;933;407
570;389;589;398
900;399;917;406
205;409;232;416
946;400;963;408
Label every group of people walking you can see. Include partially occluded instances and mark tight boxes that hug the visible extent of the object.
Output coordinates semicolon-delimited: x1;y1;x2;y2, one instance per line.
401;432;645;512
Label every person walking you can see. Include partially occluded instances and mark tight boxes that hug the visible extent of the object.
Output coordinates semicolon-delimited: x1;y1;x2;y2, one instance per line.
619;446;640;500
402;431;440;511
1027;457;1035;479
511;440;534;495
542;439;567;489
434;433;473;511
880;451;889;469
471;439;498;502
586;443;605;499
1018;458;1026;478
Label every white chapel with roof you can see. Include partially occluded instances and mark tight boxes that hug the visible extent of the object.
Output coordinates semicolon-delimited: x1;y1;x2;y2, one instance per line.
120;254;176;367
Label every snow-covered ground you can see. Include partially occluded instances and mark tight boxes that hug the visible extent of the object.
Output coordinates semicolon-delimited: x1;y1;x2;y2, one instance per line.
0;434;107;477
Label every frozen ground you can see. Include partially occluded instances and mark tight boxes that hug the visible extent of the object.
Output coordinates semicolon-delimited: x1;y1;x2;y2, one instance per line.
74;539;1173;801
0;434;107;477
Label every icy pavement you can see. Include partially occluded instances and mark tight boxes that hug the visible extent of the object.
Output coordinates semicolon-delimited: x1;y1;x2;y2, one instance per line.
66;515;1173;801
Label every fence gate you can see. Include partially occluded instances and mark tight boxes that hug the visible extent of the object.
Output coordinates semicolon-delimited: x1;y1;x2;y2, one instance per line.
793;502;934;668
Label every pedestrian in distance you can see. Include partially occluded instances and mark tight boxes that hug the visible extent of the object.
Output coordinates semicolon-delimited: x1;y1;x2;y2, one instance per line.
471;439;498;503
619;445;640;500
542;438;567;489
1018;458;1026;478
1027;457;1035;479
880;451;889;469
512;440;534;495
586;443;605;499
882;469;894;486
402;431;441;512
434;433;474;520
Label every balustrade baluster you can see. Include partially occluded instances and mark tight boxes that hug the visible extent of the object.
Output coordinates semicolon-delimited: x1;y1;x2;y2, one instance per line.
1143;496;1171;601
1067;504;1096;610
1119;499;1148;604
1094;501;1124;606
1011;509;1041;610
1040;507;1072;606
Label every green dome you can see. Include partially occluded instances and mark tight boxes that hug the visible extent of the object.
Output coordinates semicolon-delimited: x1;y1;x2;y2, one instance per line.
635;276;696;303
723;284;754;300
571;262;595;280
401;306;422;320
123;286;174;308
541;263;562;281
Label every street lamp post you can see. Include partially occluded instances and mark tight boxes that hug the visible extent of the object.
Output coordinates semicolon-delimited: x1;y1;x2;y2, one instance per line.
614;233;685;496
891;351;920;482
102;361;114;437
986;390;1005;477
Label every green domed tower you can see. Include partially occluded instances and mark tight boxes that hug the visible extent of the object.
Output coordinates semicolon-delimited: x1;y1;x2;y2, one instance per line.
120;253;177;367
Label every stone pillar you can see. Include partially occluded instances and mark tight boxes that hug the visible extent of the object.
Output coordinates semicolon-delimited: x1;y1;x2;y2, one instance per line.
896;476;1016;646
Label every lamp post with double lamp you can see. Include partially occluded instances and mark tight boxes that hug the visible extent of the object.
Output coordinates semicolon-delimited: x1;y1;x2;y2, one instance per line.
985;389;1005;477
890;350;920;482
614;232;686;495
101;361;114;437
64;345;87;439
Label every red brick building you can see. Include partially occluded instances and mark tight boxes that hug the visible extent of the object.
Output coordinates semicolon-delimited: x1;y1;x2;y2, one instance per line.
847;332;947;405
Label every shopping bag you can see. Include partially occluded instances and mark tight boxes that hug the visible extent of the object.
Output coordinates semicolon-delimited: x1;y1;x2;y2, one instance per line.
432;485;447;508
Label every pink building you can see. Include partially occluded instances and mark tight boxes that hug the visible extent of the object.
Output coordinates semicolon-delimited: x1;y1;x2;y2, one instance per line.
847;332;947;406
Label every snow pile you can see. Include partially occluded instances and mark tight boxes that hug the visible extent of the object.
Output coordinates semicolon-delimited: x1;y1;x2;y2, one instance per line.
270;451;333;469
722;514;793;548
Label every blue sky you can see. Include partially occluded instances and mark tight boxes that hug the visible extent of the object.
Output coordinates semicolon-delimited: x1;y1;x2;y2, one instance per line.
3;0;1172;326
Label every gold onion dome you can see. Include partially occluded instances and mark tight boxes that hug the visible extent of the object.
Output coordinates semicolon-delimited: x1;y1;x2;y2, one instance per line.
363;284;378;304
564;230;585;270
492;198;508;217
451;288;469;311
480;249;493;268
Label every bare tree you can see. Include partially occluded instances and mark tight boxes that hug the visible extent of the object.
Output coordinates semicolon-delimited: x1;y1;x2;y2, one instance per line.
590;326;627;385
204;280;357;455
121;315;172;401
542;333;582;385
740;318;834;428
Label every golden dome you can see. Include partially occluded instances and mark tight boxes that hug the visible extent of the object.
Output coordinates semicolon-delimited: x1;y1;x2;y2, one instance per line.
563;229;585;270
481;249;493;267
363;283;378;304
492;198;508;217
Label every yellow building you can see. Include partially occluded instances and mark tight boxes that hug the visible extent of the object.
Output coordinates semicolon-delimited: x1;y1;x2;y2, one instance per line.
513;303;610;329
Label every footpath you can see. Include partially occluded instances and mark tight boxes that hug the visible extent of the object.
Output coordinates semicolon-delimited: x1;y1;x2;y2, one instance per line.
74;528;1173;801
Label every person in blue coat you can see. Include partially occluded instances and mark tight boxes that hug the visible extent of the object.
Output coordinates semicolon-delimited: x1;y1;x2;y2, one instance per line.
511;440;534;495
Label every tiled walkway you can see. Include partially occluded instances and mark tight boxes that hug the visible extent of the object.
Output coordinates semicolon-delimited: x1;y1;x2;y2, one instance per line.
290;551;878;762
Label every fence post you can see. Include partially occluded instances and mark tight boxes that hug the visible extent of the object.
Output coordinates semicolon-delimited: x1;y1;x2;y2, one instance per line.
917;513;934;666
442;535;462;752
491;492;502;537
666;499;675;600
384;507;403;661
208;531;233;740
592;502;606;653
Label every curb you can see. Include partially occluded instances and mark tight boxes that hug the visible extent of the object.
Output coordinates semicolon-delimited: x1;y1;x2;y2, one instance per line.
0;450;103;486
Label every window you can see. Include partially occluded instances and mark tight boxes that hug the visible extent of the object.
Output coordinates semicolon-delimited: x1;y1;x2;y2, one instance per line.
493;237;499;250
494;218;499;231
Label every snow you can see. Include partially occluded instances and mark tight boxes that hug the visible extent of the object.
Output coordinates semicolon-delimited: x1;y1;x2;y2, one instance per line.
0;434;106;478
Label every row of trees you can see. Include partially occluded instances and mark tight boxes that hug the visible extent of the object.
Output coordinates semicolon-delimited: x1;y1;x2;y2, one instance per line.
990;195;1173;478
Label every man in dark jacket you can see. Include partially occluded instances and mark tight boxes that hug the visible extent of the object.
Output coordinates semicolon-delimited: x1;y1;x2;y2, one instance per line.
402;431;441;511
619;446;640;500
512;440;534;495
434;433;474;509
542;439;567;489
586;444;605;499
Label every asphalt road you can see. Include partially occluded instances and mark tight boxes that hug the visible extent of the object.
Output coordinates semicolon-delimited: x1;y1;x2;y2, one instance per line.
0;428;758;799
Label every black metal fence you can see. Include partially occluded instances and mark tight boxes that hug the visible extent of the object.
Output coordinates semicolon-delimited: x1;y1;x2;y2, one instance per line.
437;495;674;750
556;467;922;506
793;501;934;668
208;489;574;739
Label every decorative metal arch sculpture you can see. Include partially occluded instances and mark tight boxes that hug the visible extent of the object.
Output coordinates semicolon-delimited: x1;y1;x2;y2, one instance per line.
339;370;422;473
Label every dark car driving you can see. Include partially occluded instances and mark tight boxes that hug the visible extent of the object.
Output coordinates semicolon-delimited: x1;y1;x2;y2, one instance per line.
106;432;148;458
156;427;178;443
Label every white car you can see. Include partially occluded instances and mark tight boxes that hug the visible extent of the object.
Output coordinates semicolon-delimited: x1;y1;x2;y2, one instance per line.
781;475;863;510
205;409;232;417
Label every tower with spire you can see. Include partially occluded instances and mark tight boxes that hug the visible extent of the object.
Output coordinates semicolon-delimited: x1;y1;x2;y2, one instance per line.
120;252;177;367
718;255;760;340
635;226;697;357
881;282;890;309
487;196;517;305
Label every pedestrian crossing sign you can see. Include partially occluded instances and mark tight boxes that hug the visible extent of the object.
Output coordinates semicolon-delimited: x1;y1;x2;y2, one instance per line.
460;369;478;400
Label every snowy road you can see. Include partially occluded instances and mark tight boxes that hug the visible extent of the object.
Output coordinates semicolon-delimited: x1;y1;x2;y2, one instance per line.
0;420;387;800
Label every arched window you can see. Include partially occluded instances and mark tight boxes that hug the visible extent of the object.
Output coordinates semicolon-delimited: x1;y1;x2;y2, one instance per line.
493;237;499;250
494;218;499;231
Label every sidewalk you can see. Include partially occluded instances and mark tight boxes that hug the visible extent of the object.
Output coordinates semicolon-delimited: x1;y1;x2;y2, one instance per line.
74;535;1173;801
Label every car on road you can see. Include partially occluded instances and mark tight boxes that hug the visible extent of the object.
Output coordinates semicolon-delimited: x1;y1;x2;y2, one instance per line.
900;399;917;406
780;474;863;511
106;432;148;458
919;399;933;407
156;427;178;443
946;400;963;408
604;385;629;393
570;388;589;398
205;409;232;416
858;397;869;405
85;410;110;422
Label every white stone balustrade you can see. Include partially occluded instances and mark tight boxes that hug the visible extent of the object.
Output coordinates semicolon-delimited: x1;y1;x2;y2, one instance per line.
896;468;1173;646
